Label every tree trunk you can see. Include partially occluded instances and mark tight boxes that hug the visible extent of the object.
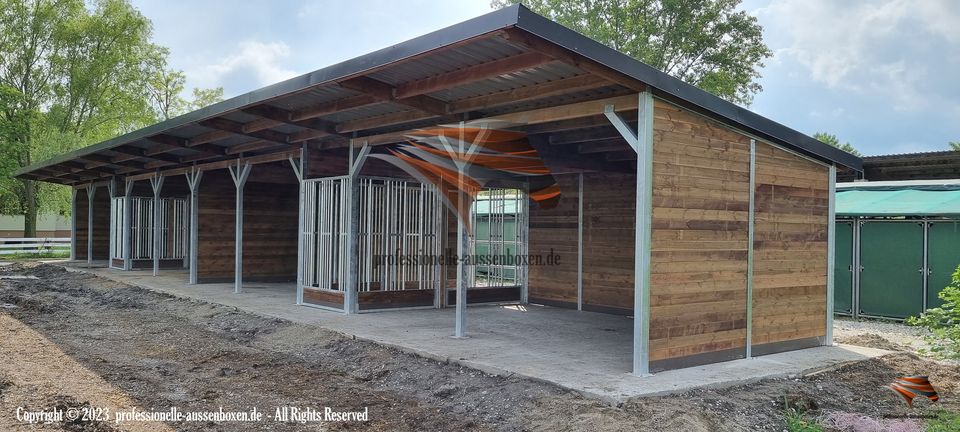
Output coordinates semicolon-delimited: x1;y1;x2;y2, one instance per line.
23;179;37;238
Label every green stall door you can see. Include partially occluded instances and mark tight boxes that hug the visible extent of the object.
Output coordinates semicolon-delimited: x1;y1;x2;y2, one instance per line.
927;221;960;309
834;221;854;314
859;222;924;318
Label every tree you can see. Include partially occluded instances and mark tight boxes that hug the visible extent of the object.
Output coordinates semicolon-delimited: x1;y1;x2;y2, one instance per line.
0;0;163;236
949;141;960;151
813;132;862;157
491;0;772;105
190;86;224;110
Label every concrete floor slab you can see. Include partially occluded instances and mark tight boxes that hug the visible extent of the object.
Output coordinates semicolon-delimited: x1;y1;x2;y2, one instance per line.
59;263;890;404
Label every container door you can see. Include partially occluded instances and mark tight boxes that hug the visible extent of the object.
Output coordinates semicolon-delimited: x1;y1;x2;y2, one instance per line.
927;221;960;309
833;221;854;314
859;221;924;318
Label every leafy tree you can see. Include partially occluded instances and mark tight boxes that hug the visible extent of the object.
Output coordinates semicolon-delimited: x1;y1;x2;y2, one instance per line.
491;0;772;105
813;132;862;157
949;141;960;151
190;86;224;110
0;0;221;236
907;264;960;360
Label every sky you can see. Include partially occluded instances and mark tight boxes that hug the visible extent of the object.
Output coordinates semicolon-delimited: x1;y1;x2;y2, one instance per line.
130;0;960;157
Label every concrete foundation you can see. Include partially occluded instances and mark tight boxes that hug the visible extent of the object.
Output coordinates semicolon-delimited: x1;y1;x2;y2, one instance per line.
61;262;889;404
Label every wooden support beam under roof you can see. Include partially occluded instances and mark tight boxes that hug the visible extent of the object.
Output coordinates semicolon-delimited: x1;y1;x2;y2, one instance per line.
337;74;611;134
126;148;301;181
339;76;448;116
501;29;648;92
198;117;297;147
110;147;182;164
290;94;380;122
79;154;145;170
144;134;226;157
241;105;340;142
393;51;552;99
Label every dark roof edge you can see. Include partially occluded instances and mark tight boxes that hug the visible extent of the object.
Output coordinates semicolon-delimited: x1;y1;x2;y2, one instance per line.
15;5;525;178
514;6;862;171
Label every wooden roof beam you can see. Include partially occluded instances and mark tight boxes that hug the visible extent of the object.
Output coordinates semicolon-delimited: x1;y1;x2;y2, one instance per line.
241;105;340;143
198;117;297;148
144;134;226;157
337;74;611;134
289;94;379;122
110;147;181;164
394;51;552;99
339;76;448;115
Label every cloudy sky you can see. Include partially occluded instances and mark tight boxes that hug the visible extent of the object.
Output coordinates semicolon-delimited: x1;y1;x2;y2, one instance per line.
131;0;960;156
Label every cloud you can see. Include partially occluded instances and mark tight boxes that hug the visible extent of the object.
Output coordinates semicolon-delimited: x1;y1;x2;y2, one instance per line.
756;0;960;113
187;41;299;94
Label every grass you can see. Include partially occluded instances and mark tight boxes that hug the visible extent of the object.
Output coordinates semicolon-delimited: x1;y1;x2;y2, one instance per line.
783;396;823;432
1;250;70;260
927;410;960;432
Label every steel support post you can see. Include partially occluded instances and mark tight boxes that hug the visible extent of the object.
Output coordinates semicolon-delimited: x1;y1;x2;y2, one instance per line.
577;172;584;311
344;142;369;314
922;220;930;311
70;188;78;261
290;152;305;305
107;179;117;264
185;170;203;284
745;139;757;358
824;164;837;346
122;180;133;270
455;169;468;337
229;162;252;294
86;184;96;268
150;175;165;276
605;91;653;375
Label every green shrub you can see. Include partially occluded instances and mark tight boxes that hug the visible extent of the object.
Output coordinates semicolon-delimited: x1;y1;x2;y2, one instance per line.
907;265;960;360
926;409;960;432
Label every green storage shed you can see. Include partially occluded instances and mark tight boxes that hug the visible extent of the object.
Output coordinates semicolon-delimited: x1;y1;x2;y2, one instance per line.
835;180;960;319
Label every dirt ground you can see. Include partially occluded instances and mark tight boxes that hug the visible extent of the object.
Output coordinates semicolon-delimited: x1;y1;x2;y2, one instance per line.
0;263;957;431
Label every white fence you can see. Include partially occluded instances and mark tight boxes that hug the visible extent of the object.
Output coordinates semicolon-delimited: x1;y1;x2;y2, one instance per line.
0;237;71;255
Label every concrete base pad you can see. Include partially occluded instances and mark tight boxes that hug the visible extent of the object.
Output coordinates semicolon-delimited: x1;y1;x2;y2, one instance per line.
64;265;889;404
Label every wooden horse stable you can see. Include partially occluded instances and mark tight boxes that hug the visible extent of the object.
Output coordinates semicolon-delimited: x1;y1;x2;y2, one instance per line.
15;5;861;375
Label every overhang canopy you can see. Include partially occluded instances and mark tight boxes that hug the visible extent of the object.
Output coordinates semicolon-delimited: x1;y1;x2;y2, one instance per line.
15;4;862;186
837;181;960;216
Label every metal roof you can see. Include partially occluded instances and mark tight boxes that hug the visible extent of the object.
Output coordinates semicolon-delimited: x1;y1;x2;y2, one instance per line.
15;4;861;185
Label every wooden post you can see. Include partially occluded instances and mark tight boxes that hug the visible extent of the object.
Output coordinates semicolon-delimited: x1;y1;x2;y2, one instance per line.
185;169;203;284
150;175;165;276
229;161;252;294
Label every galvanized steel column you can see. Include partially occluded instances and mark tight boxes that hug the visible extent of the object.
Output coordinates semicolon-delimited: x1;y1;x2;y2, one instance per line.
824;164;837;345
123;180;133;270
229;162;252;294
150;175;165;276
86;184;96;268
746;139;757;358
70;188;78;261
185;170;203;284
290;152;305;305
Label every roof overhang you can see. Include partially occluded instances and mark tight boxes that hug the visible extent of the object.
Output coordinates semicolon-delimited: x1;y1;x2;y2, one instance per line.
15;4;862;186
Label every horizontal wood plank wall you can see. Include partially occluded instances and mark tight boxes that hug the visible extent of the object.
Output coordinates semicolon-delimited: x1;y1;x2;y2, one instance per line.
649;100;750;364
527;173;580;306
196;171;298;282
581;171;635;313
74;188;111;261
751;143;829;347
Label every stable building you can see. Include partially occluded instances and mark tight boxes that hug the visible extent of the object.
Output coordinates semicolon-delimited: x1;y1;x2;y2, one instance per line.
14;5;861;375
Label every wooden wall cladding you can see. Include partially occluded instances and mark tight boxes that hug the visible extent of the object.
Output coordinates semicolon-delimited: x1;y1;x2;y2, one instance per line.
581;171;636;313
751;142;829;347
527;173;580;305
648;100;751;363
196;170;299;282
74;187;111;260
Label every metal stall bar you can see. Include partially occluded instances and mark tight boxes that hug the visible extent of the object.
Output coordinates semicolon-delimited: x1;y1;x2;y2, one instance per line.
70;188;78;261
108;179;117;267
922;220;929;311
228;161;252;294
605;91;653;376
150;175;165;276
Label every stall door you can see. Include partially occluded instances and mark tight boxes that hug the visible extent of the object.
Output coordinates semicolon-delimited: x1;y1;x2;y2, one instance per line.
833;221;854;314
859;221;924;318
927;221;960;309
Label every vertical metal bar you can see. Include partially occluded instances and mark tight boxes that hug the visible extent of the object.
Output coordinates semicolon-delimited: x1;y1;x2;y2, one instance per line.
852;217;861;318
577;173;584;310
150;176;164;276
824;164;837;346
70;188;78;261
87;184;95;268
746;139;756;358
229;162;251;294
922;220;929;311
186;171;202;284
632;91;654;375
293;153;305;305
123;181;132;270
